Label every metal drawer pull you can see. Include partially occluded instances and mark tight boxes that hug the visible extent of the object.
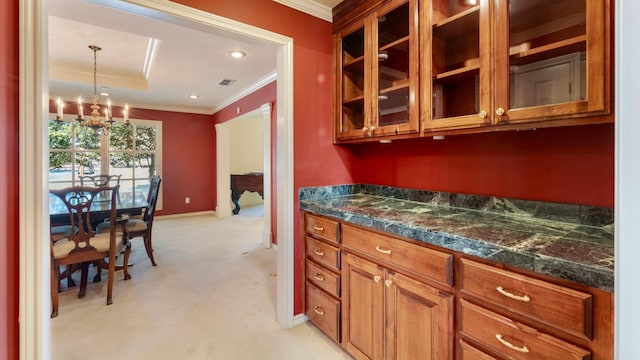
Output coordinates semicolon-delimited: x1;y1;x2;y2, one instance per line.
374;275;382;283
313;306;325;315
496;286;531;302
313;225;324;231
313;249;325;256
313;273;325;281
375;246;392;255
495;334;529;353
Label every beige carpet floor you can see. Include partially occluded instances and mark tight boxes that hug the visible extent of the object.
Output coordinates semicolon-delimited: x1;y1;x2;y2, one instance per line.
50;206;350;359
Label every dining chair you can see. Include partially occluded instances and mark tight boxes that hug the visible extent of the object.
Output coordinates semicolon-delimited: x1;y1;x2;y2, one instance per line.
98;175;162;266
79;174;122;202
49;185;131;318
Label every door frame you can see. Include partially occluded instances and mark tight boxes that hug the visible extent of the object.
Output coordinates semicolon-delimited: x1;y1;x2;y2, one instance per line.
19;1;297;358
216;103;273;249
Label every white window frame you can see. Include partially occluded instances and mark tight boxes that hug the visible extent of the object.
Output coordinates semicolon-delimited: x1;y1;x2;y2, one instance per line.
48;113;163;209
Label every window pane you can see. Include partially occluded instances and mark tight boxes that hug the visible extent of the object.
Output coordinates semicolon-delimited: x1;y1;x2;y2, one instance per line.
109;124;133;151
75;126;102;150
76;151;100;176
49;121;73;150
135;153;156;178
135;125;157;151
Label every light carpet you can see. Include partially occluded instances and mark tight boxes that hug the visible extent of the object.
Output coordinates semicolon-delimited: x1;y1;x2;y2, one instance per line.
50;206;350;359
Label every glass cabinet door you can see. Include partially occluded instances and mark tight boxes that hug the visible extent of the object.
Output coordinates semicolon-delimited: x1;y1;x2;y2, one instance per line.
493;0;608;124
335;22;367;140
372;0;419;136
423;0;491;130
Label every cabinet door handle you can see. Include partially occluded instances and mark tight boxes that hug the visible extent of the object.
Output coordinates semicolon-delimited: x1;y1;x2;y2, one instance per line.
479;110;487;118
313;306;325;316
495;334;529;353
373;275;382;283
313;273;325;281
384;279;393;288
496;286;531;302
313;225;324;231
313;249;325;256
375;246;392;255
496;107;505;116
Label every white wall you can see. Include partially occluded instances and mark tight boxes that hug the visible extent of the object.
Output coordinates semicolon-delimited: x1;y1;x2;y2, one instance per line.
230;113;264;208
615;0;640;358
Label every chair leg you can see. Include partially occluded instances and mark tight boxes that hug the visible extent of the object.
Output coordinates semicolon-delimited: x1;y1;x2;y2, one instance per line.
78;262;89;298
106;255;115;306
51;262;59;318
122;242;132;280
143;235;157;266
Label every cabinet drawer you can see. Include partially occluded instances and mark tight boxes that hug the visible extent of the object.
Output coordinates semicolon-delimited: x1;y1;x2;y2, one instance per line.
459;299;590;360
306;236;340;272
342;224;453;287
458;340;498;360
305;213;340;244
306;259;341;298
306;282;340;342
459;258;592;338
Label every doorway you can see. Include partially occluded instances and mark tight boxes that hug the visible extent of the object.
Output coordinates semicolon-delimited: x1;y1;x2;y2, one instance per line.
20;0;296;357
216;103;272;248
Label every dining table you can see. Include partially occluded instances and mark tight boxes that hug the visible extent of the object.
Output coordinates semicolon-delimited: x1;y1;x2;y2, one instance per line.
49;190;149;228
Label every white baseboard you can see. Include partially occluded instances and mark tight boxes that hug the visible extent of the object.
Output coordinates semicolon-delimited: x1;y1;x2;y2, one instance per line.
156;210;216;219
292;313;309;327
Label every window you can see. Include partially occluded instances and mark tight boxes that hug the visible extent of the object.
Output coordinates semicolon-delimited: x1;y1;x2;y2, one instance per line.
49;116;162;206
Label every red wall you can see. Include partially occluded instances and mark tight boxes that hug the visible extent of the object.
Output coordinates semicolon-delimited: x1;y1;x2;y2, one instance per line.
356;124;614;207
48;102;216;216
212;81;278;243
0;0;19;358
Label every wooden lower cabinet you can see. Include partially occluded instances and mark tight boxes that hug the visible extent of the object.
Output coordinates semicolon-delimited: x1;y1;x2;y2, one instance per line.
302;213;613;359
342;252;453;360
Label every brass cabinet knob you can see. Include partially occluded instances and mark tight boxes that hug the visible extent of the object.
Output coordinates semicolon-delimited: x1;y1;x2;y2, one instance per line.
496;107;505;116
479;110;487;118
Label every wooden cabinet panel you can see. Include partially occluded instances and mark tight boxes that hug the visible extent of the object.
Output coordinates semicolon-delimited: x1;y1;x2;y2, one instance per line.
459;258;592;339
342;224;453;287
306;235;341;272
306;282;341;342
342;253;384;359
305;213;340;244
306;259;341;298
459;299;591;360
385;271;453;359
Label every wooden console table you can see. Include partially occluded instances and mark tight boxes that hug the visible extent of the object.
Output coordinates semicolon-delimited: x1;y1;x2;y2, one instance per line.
230;172;264;214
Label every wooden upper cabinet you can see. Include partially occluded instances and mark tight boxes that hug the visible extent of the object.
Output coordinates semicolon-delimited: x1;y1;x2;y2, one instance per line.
422;0;492;130
421;0;611;132
335;0;419;142
493;0;610;124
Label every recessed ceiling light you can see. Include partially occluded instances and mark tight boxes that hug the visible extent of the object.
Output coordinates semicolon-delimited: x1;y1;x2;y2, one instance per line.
189;94;200;99
229;50;246;59
100;92;110;97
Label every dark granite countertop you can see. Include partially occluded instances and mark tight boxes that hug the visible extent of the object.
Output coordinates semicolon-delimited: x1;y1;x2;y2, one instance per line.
299;185;614;292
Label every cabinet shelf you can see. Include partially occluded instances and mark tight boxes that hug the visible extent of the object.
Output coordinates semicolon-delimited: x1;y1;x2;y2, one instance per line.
343;95;365;106
380;79;409;94
380;35;409;53
434;61;479;83
510;35;586;66
433;5;479;40
343;56;365;72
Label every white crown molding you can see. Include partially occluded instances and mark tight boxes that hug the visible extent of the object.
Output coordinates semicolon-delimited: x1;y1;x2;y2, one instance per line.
273;0;333;22
213;71;277;113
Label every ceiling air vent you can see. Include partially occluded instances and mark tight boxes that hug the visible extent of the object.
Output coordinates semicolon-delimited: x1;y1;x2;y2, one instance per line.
218;78;236;86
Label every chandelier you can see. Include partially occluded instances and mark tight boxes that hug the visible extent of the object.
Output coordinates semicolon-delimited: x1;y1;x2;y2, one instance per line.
54;45;130;135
